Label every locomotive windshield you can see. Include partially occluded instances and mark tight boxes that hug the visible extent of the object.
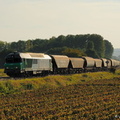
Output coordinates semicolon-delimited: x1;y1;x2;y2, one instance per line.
6;53;22;63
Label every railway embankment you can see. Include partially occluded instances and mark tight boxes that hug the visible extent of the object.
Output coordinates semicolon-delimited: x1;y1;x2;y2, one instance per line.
0;69;120;94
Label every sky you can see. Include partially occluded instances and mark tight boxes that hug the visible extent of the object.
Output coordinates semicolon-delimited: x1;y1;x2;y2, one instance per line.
0;0;120;48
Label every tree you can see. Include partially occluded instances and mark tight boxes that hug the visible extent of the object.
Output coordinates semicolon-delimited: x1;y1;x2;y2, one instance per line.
88;34;105;58
9;42;17;51
85;40;99;58
31;39;48;52
47;35;66;50
17;40;26;52
65;35;75;48
0;49;13;68
62;48;86;57
0;41;7;52
85;50;99;58
46;47;65;55
25;40;33;52
86;41;94;50
104;40;113;58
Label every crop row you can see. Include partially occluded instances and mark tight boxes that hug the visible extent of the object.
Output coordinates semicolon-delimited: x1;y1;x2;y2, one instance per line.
0;78;119;119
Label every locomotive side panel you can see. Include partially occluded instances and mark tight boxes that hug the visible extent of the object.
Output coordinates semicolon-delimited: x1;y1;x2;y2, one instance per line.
20;53;52;71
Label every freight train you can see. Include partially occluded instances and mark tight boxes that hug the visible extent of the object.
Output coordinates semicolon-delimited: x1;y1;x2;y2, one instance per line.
4;52;120;77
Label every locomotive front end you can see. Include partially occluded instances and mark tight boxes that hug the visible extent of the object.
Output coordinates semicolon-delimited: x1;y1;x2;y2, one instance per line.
4;52;24;77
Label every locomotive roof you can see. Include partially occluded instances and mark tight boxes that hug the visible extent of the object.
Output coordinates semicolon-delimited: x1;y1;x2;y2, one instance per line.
19;52;51;59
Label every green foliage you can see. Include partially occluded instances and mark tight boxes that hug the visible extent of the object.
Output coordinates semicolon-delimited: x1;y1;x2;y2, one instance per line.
0;70;119;94
0;49;14;68
62;48;86;57
0;69;8;77
0;34;114;68
0;81;15;94
85;49;99;58
46;47;65;55
86;41;94;50
104;40;114;58
0;41;7;52
87;34;105;58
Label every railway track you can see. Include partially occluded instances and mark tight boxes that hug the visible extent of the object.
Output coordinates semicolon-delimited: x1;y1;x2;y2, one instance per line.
0;77;15;80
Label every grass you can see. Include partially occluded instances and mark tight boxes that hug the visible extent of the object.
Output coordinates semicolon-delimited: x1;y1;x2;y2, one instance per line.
0;69;8;77
0;69;120;94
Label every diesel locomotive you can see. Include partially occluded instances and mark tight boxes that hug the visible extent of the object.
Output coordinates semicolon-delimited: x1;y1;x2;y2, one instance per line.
4;52;120;77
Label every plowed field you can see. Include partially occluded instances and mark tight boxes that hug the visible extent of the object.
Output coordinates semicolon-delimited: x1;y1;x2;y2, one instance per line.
0;78;120;120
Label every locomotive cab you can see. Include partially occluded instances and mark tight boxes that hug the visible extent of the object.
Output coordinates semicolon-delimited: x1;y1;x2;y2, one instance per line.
4;52;23;77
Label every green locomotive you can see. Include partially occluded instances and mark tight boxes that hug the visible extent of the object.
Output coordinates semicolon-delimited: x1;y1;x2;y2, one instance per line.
4;52;52;77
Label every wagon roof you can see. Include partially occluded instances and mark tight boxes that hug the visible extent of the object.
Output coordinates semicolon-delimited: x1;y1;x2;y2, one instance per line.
82;56;94;61
51;55;69;60
69;57;84;61
94;59;102;62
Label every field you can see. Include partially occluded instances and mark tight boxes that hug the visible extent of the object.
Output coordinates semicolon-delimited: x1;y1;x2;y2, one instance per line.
0;70;120;119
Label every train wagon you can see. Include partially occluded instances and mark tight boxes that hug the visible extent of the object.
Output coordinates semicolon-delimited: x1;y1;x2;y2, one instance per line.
101;58;108;71
94;59;102;71
107;59;112;69
68;57;84;73
50;55;70;74
109;59;120;72
4;52;52;77
82;56;95;72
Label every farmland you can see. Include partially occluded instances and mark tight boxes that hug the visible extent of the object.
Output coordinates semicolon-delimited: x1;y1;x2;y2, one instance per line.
0;70;120;119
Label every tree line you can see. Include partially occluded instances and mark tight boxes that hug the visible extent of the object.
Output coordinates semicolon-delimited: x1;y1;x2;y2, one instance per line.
0;34;114;68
